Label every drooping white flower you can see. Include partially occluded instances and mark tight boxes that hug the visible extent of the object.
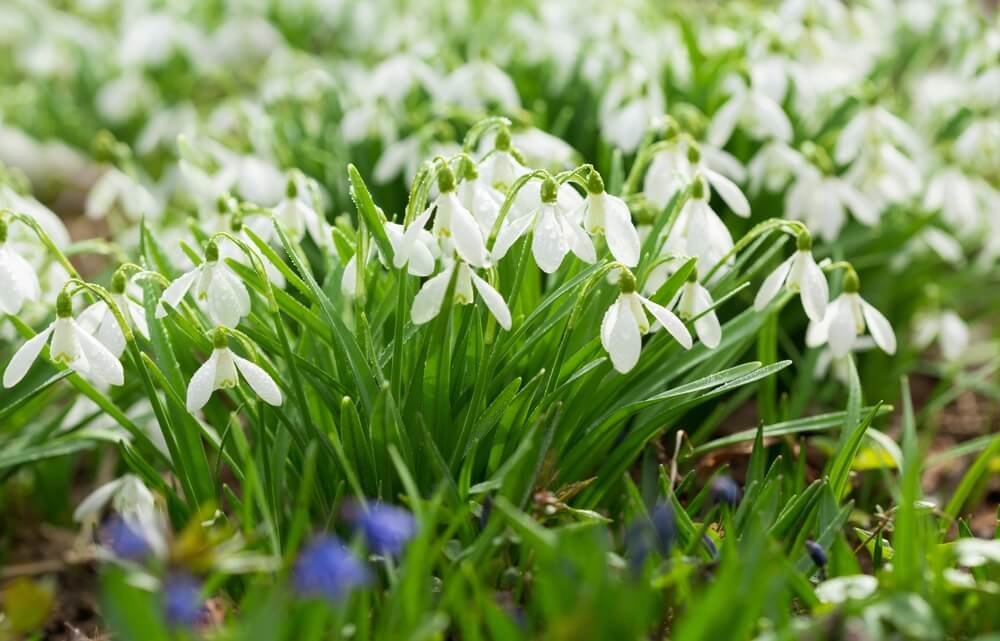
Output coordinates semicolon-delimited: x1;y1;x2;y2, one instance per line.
3;292;125;388
747;141;806;195
0;218;41;315
923;167;988;236
754;233;829;322
786;160;878;242
410;260;511;330
601;276;691;373
707;72;793;147
492;177;595;273
599;62;666;153
842;143;921;215
431;61;520;112
815;337;877;383
806;272;896;358
477;129;531;192
913;309;969;362
86;167;162;221
155;241;250;328
835;105;923;165
674;273;721;349
660;178;735;277
77;277;150;358
416;165;490;268
73;473;167;558
578;172;640;267
644;140;749;216
273;176;328;247
456;161;505;235
186;334;282;412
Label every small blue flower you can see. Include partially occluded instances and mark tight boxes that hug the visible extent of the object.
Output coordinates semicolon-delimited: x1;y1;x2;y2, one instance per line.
162;573;203;628
293;536;370;603
805;540;828;567
101;516;150;562
625;501;676;573
709;475;742;507
358;504;416;556
649;502;676;556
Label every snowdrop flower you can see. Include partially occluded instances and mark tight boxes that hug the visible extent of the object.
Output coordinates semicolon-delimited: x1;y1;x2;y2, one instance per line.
186;332;282;412
707;72;793;147
0;218;41;315
601;271;691;373
913;309;969;362
74;474;166;557
754;231;829;321
747;141;806;194
644;141;749;216
954;119;1000;174
835;105;923;165
786;158;877;242
674;270;721;349
815;337;877;383
923;167;987;236
155;241;250;328
273;177;327;247
477;128;530;192
599;62;666;153
661;178;734;277
492;176;595;273
579;171;640;267
806;271;896;358
411;259;511;330
341;215;442;299
842;143;921;213
456;157;505;235
86;167;161;221
432;61;520;112
425;164;489;267
3;291;124;388
77;272;149;358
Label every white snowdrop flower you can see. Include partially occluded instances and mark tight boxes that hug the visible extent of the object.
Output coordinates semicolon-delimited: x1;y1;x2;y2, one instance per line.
747;141;806;194
477;129;531;192
786;161;877;242
432;61;520;112
186;332;282;412
674;271;721;349
342;213;443;299
0;218;41;315
492;176;595;273
86;167;162;222
601;271;691;373
3;292;125;388
73;473;166;557
0;185;72;248
643;144;691;210
599;62;666;153
923;167;986;236
578;171;640;267
422;164;490;268
913;309;969;362
835;106;923;165
77;274;149;358
374;134;461;186
273;177;328;247
506;128;578;171
754;231;829;322
843;143;921;213
644;140;749;216
806;271;895;358
411;260;511;330
953;119;1000;174
707;72;793;148
155;241;250;328
456;159;505;235
660;178;735;277
815;337;877;383
95;71;157;124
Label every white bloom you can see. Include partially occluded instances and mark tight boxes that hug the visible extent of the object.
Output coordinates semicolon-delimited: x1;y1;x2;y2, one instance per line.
477;139;530;192
155;244;251;328
579;181;641;267
644;141;749;216
186;340;282;412
806;278;896;358
674;277;721;349
273;180;327;247
754;242;829;322
786;164;877;241
815;575;878;604
86;168;161;221
599;63;666;153
843;143;921;213
954;119;1000;174
815;337;877;382
457;172;505;235
77;292;150;359
0;222;41;315
74;473;166;558
601;287;692;373
835;106;922;165
707;73;793;147
913;310;969;362
924;168;987;236
492;179;595;273
747;141;806;194
342;214;442;299
431;61;520;112
430;187;489;268
411;261;512;330
661;185;734;277
3;300;125;388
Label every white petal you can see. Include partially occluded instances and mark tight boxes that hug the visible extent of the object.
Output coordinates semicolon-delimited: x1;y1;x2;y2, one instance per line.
94;311;127;359
798;253;829;323
127;299;150;340
491;211;534;262
532;207;569;273
411;269;452;325
834;182;879;226
707;98;742;147
640;296;692;349
705;169;751;218
232;354;283;406
470;272;512;330
73;478;124;522
207;270;243;328
3;325;53;388
827;298;858;358
753;254;794;311
601;298;641;373
155;267;199;318
75;301;108;335
186;351;219;412
603;195;640;267
939;312;969;361
860;300;896;355
340;255;358;298
445;195;488;267
562;216;596;265
750;94;793;142
393;207;433;270
74;322;124;386
835;112;866;164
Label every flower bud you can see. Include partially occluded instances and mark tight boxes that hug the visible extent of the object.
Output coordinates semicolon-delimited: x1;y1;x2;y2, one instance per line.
285;177;298;199
0;218;7;243
691;176;706;200
709;474;741;507
204;241;220;263
495;126;512;152
540;177;559;204
111;269;128;295
437;162;457;193
618;269;637;293
212;331;228;349
805;539;827;568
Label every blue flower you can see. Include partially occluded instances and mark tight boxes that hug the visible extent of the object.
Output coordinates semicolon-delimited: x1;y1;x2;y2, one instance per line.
625;501;676;573
805;540;828;568
162;574;203;628
101;516;150;562
709;475;742;507
293;536;370;603
358;504;416;556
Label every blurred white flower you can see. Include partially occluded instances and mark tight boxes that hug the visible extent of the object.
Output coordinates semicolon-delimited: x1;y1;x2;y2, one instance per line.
835;106;922;165
86;168;162;221
74;474;166;557
747;141;806;194
431;61;520;112
660;181;734;277
674;275;721;349
599;62;665;153
0;219;41;315
707;72;792;147
786;163;877;241
913;309;969;362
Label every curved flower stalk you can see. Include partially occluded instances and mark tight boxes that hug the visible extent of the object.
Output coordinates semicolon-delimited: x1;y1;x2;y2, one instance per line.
601;270;691;373
578;170;640;267
3;290;124;388
806;270;896;358
673;270;721;349
707;71;793;147
77;270;150;358
410;259;511;330
0;217;41;315
186;330;282;412
753;230;829;322
492;175;595;273
155;240;250;328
